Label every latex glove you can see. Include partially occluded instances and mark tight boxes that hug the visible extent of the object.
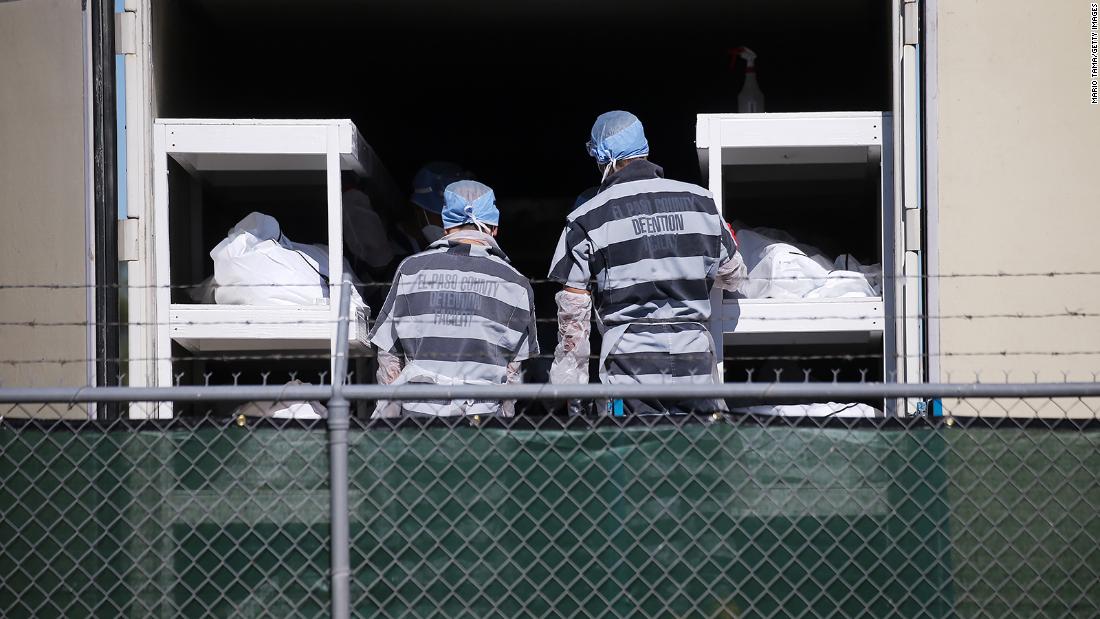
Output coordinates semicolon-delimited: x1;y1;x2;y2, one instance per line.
715;250;749;293
549;290;592;385
372;349;404;418
501;361;522;417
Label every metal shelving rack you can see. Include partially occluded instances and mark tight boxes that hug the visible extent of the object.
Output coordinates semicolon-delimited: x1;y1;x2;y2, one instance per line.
696;112;894;363
151;119;378;387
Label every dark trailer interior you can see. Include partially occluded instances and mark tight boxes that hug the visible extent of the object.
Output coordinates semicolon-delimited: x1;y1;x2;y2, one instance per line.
153;0;891;403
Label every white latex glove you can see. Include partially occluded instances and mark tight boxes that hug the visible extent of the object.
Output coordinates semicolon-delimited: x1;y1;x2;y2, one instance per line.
714;250;749;293
549;290;592;385
501;361;522;417
372;349;404;418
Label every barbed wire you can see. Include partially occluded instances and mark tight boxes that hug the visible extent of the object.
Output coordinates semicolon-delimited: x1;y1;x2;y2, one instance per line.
3;269;1100;290
5;349;1100;367
1;309;1099;329
79;368;1100;387
54;368;1100;386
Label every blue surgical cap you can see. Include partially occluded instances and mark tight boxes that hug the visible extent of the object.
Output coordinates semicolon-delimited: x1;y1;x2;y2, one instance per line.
586;111;650;166
442;180;499;229
411;161;474;214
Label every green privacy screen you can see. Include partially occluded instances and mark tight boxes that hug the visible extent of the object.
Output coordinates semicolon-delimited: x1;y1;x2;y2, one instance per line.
349;421;954;618
3;417;1098;617
1;425;331;618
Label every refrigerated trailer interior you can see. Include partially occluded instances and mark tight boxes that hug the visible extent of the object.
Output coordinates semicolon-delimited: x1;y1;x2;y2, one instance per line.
116;0;925;414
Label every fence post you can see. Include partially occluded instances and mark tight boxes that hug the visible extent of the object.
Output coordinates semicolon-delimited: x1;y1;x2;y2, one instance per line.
328;277;353;619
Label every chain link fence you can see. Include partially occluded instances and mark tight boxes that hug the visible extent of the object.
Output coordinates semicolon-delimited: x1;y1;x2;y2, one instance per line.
3;384;1099;618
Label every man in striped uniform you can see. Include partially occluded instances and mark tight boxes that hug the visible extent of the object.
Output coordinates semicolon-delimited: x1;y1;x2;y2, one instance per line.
369;181;538;417
548;111;747;415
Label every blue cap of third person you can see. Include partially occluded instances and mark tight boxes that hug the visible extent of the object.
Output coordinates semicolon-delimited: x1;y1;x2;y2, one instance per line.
411;161;474;214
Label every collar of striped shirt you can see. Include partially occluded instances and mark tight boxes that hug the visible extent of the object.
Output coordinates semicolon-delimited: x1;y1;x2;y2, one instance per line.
428;230;511;261
599;159;664;192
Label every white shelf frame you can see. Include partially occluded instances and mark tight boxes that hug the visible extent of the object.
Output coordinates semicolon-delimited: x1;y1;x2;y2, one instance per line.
696;113;894;367
151;119;371;389
168;304;371;353
721;297;884;346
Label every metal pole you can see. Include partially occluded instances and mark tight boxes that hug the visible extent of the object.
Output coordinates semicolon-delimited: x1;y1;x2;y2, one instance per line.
342;381;1100;402
90;0;120;417
328;277;353;619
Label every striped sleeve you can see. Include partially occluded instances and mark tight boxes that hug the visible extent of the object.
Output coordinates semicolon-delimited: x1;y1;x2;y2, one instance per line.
719;219;737;260
513;281;540;362
548;221;592;290
367;271;403;355
707;219;739;281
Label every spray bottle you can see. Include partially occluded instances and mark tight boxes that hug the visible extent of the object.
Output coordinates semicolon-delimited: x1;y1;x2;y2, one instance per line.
731;47;765;113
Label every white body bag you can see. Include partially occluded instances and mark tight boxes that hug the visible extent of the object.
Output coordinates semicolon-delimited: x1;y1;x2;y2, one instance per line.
210;212;363;306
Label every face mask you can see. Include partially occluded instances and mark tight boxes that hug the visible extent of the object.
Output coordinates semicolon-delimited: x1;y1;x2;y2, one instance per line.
421;224;445;243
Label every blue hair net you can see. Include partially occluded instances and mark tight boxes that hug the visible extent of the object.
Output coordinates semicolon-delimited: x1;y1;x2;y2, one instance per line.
442;180;499;230
411;161;474;214
586;111;649;166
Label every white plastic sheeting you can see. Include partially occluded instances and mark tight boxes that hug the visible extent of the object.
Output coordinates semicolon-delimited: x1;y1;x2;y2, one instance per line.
735;227;881;299
733;402;881;417
188;275;217;304
235;382;328;419
210;212;364;306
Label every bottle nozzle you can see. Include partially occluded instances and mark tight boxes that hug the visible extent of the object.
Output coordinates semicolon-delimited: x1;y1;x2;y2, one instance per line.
729;46;758;70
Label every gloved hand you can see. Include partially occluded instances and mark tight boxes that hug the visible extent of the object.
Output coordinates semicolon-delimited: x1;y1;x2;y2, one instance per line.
549;290;592;385
714;250;748;293
372;349;404;418
502;361;522;417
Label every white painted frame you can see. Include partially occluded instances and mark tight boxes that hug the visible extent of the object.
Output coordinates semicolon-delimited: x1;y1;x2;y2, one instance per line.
696;112;895;376
82;4;97;416
151;119;368;397
923;0;941;384
121;0;152;418
721;298;884;346
168;305;370;352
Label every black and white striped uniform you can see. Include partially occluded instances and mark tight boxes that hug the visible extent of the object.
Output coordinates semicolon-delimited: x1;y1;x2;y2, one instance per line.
369;234;538;416
548;160;736;414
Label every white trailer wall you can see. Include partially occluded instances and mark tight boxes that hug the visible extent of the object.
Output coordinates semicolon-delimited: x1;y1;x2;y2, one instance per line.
931;0;1100;385
0;0;91;395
